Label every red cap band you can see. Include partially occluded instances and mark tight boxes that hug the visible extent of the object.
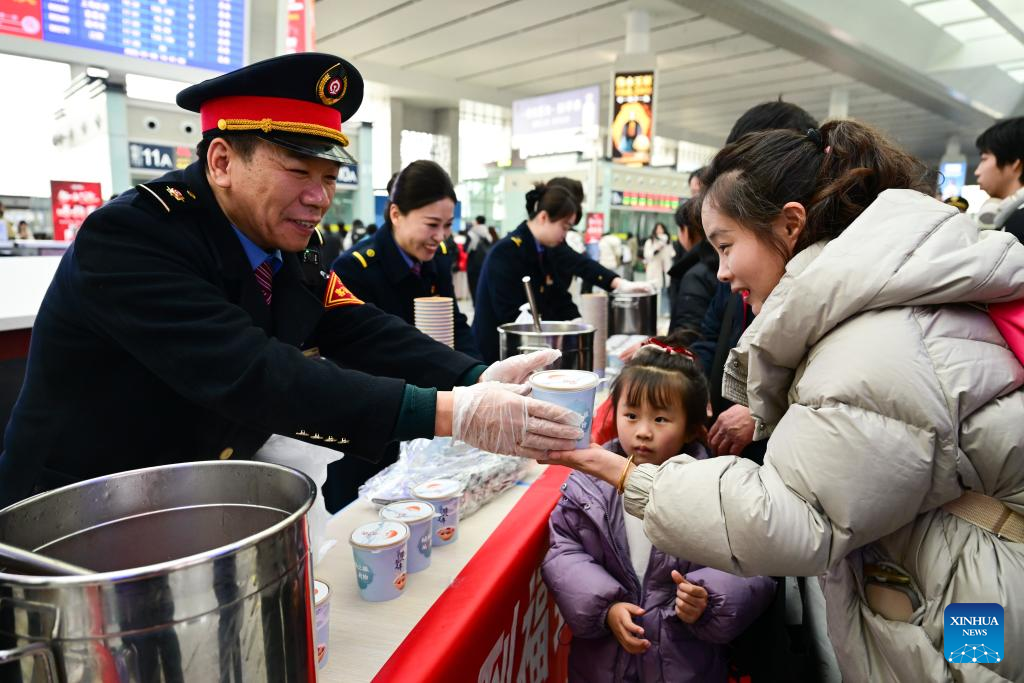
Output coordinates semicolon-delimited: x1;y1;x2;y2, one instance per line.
200;95;342;133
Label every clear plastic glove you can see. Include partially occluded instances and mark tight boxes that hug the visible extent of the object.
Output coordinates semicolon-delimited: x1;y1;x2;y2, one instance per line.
452;382;584;459
480;348;562;384
615;279;656;295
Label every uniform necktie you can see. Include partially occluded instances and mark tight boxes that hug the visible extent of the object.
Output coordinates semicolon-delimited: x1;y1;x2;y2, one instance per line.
254;260;274;305
410;261;422;277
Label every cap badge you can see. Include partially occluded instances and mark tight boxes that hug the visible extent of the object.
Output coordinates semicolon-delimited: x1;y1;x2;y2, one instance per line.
317;63;348;106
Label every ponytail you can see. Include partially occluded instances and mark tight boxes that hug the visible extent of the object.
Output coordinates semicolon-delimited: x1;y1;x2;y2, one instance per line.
525;177;584;226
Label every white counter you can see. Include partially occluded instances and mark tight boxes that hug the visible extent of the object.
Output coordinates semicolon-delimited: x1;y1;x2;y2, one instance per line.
0;256;61;331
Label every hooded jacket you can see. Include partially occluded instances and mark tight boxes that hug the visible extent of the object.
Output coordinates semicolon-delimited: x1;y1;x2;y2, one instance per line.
622;190;1024;682
543;441;775;682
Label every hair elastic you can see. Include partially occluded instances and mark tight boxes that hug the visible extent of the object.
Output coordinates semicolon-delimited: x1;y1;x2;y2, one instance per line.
641;338;696;361
806;128;825;152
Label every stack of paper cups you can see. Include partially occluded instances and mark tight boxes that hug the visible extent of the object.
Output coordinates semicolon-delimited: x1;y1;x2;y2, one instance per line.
581;292;608;376
414;296;454;348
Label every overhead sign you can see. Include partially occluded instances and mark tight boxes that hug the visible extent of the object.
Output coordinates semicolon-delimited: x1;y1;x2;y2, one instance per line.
513;86;599;138
0;0;245;72
610;72;655;166
129;142;176;171
50;180;103;241
611;190;680;213
338;163;358;187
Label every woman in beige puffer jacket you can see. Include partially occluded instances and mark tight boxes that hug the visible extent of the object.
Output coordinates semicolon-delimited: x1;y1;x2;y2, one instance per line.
549;121;1024;682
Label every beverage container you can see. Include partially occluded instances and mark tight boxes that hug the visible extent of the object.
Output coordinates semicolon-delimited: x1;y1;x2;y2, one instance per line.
529;369;600;448
348;521;409;602
380;500;435;573
411;479;463;547
313;580;331;669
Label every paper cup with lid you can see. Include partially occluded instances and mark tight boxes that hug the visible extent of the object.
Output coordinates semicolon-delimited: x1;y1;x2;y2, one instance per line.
411;479;463;547
312;580;331;668
348;520;409;602
529;369;600;448
380;500;435;573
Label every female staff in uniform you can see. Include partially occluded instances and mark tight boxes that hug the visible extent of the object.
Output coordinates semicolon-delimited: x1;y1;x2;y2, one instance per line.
333;160;479;358
471;179;653;363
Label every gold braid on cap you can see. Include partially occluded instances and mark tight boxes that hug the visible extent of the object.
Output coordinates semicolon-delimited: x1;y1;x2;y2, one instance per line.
217;117;349;147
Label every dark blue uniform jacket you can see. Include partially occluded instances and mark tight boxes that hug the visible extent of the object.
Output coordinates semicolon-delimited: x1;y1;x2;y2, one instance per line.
332;225;480;358
471;222;618;363
0;162;482;507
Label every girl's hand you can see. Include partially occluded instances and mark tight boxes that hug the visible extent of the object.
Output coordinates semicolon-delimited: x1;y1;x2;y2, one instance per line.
606;602;651;654
542;445;631;488
671;570;708;624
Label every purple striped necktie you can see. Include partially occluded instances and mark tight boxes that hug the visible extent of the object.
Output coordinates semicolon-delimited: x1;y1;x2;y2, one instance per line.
254;260;273;305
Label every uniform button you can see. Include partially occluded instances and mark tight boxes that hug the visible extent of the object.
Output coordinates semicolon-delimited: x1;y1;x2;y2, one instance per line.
366;249;376;257
219;447;234;460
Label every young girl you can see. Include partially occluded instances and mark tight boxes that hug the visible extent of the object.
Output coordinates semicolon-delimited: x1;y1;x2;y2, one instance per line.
542;337;775;682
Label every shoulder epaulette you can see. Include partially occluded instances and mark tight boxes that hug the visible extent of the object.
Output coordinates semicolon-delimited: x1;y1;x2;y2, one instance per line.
439;241;448;255
352;251;369;268
511;236;522;247
135;182;199;214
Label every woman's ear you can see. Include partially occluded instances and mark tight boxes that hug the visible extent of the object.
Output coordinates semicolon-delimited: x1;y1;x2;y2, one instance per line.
776;201;807;252
388;202;402;227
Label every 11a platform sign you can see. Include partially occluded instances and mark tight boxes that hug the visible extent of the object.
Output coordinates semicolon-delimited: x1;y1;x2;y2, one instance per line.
129;142;177;171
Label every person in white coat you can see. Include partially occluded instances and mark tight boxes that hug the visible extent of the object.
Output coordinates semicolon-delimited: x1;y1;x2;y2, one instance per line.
643;222;674;314
546;120;1024;682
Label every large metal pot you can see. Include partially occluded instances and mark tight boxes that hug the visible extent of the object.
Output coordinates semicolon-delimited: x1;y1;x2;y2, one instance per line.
0;460;316;682
498;321;595;371
608;291;658;336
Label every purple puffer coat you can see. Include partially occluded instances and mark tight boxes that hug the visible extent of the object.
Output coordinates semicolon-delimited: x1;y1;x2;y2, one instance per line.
541;442;775;683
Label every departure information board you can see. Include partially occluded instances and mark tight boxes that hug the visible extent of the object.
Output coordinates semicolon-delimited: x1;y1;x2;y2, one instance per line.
0;0;246;72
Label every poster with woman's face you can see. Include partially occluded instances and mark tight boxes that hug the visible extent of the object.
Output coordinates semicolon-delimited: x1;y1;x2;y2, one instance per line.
611;72;655;165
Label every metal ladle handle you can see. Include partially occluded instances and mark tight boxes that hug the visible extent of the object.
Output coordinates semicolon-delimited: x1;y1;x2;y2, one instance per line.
521;276;542;333
0;540;92;576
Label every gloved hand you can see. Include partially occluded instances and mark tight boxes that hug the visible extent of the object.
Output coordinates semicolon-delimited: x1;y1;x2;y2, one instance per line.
452;382;584;459
615;279;656;294
480;348;561;384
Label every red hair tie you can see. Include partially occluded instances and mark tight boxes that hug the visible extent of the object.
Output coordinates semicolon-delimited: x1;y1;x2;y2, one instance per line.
641;338;696;361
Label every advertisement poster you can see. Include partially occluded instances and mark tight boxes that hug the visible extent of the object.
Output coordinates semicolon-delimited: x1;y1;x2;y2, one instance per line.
610;72;655;166
50;180;103;241
585;213;605;244
0;0;42;39
285;0;313;54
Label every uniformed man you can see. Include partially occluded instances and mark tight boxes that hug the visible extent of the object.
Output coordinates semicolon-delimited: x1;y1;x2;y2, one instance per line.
472;179;655;363
0;53;581;508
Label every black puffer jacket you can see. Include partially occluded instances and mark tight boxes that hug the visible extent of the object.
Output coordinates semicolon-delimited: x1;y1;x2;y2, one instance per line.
668;239;719;334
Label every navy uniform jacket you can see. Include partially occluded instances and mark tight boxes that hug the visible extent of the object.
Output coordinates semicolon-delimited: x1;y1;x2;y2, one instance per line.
333;226;480;358
471;222;618;363
0;162;482;507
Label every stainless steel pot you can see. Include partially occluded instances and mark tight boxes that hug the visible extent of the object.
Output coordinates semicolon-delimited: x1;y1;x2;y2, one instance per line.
0;460;316;682
498;321;595;371
608;291;658;336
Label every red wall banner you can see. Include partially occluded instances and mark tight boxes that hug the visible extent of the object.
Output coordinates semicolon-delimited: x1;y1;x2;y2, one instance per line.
374;466;573;682
50;180;103;241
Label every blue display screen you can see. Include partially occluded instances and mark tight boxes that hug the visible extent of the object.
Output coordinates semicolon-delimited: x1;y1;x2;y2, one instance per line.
39;0;245;72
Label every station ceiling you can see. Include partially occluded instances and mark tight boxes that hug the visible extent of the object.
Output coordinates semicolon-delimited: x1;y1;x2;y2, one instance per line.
316;0;1024;163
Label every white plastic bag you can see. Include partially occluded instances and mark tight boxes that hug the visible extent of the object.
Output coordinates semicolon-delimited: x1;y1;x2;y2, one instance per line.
253;435;344;565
